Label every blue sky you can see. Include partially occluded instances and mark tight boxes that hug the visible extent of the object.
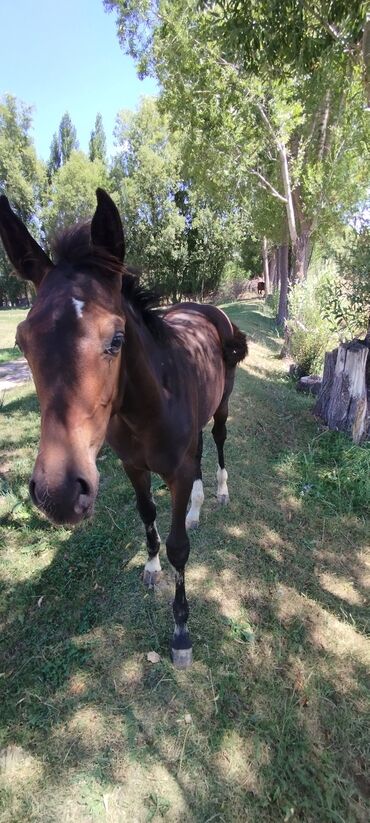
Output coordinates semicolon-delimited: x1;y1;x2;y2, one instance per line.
0;0;158;160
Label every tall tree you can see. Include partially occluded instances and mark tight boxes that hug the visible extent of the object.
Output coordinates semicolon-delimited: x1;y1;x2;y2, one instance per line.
43;151;107;239
110;98;233;299
58;112;79;165
0;94;45;303
105;0;370;321
89;113;107;163
47;132;61;180
46;112;79;183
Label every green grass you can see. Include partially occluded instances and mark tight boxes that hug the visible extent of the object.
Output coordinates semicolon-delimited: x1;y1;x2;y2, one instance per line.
0;299;369;822
0;309;28;363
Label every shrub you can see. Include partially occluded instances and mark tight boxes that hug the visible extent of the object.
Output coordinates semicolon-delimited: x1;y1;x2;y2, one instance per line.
288;263;339;375
214;261;250;302
330;228;370;337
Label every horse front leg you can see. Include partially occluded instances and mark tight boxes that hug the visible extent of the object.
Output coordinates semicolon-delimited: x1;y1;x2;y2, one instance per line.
123;465;161;587
166;462;194;669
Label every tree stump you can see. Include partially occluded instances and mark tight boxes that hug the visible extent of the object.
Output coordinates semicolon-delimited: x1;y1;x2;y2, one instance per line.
314;348;338;420
314;340;369;443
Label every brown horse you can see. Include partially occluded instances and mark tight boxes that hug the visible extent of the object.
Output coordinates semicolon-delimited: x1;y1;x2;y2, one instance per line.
0;189;247;667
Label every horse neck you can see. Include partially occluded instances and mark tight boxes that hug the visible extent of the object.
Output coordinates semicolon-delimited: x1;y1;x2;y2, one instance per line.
120;305;163;415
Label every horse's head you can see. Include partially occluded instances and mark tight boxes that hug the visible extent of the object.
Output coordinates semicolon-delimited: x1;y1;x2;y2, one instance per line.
0;190;126;525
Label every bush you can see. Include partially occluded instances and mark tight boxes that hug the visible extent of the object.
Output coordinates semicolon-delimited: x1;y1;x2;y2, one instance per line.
265;289;279;316
288;263;339;375
214;261;250;302
331;228;370;336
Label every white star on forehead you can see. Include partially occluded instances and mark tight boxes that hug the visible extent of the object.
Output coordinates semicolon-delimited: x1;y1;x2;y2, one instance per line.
72;298;84;318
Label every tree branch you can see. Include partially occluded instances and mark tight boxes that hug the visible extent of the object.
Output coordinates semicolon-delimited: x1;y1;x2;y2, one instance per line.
249;169;287;202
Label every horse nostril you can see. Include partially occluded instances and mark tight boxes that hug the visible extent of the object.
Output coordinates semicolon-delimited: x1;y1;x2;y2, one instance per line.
76;477;90;498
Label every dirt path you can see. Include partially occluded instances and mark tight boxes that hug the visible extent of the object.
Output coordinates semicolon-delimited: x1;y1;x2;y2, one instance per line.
0;358;32;391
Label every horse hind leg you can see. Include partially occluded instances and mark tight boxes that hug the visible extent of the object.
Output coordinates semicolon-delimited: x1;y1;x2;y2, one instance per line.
185;431;204;530
212;402;230;505
124;465;161;588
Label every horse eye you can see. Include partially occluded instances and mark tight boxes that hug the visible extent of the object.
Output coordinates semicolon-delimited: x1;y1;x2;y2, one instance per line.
105;332;124;356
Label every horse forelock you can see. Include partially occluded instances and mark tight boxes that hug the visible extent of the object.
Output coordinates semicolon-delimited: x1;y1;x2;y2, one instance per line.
52;221;123;279
50;223;169;341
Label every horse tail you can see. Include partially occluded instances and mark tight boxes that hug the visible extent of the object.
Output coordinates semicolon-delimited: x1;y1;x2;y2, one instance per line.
222;323;248;368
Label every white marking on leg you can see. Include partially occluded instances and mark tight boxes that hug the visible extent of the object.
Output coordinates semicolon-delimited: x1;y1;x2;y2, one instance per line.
217;465;229;503
72;298;84;319
144;553;161;574
185;479;204;529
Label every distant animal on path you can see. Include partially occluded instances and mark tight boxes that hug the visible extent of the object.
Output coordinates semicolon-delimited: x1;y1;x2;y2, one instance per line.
0;189;247;668
257;281;265;296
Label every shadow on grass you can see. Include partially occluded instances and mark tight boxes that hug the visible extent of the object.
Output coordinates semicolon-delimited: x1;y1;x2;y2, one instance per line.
0;303;369;821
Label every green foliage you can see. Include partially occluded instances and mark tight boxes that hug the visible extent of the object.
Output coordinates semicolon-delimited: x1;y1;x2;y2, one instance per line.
47;112;79;181
105;0;370;319
200;1;366;82
47;133;61;179
0;95;45;218
0;95;45;304
43;151;108;239
89;113;107;164
288;264;340;373
326;226;370;336
111;98;233;298
265;288;280;317
58;112;79;164
215;261;248;302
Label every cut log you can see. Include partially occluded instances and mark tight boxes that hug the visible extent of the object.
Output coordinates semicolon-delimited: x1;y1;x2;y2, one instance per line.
314;341;369;443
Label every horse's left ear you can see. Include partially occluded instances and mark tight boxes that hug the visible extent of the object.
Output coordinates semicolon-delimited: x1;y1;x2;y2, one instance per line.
91;188;125;262
0;196;53;288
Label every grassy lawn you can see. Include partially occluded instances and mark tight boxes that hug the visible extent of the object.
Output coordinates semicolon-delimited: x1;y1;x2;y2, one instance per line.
0;310;28;363
0;299;369;822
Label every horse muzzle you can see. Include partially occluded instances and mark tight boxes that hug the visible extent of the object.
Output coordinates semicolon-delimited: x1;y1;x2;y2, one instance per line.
29;469;99;526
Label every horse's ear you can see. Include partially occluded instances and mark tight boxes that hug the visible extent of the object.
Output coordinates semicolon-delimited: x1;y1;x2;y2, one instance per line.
0;196;53;288
91;188;125;262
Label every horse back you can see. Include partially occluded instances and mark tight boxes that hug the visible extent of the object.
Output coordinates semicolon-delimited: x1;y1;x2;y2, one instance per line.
164;302;247;368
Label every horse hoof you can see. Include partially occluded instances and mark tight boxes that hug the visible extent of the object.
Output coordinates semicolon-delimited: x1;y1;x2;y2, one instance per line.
171;647;193;669
142;569;161;589
217;494;229;505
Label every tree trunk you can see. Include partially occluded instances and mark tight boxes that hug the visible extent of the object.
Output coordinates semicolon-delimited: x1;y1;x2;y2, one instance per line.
276;243;289;326
314;341;369;443
269;248;278;289
292;229;311;282
275;246;280;289
262;236;270;294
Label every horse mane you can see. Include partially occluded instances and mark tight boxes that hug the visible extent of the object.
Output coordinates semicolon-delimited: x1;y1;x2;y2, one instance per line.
120;271;168;339
52;221;168;340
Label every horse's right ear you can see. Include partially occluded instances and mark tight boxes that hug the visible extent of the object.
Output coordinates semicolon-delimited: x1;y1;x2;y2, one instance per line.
91;188;125;262
0;196;53;288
